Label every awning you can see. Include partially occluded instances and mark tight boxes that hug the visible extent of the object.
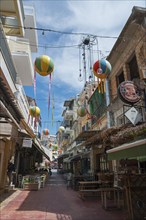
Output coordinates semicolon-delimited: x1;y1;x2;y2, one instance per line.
70;154;81;162
81;151;90;158
57;153;70;160
20;119;36;138
107;139;146;160
74;130;97;142
41;145;51;161
33;138;50;161
63;157;72;163
19;129;31;137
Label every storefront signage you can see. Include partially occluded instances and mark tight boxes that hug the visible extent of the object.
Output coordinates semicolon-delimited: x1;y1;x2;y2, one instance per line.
22;138;32;148
125;107;142;125
118;81;141;104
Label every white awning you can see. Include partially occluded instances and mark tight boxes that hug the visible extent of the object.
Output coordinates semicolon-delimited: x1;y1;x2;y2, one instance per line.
107;139;146;160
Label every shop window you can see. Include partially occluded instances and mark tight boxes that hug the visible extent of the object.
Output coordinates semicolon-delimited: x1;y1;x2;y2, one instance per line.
95;154;100;172
100;155;109;172
128;55;140;80
82;158;90;173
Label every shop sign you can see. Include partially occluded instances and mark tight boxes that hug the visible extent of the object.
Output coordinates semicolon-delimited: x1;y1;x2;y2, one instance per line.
22;138;32;148
125;107;142;125
118;81;141;104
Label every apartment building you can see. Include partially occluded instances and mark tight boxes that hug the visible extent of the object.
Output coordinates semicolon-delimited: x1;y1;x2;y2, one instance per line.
0;0;49;193
58;6;146;177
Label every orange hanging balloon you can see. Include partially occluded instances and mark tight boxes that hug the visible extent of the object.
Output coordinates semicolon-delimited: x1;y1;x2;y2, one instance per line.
43;128;49;135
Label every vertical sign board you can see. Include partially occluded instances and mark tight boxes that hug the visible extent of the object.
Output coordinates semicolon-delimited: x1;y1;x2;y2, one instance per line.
22;138;32;148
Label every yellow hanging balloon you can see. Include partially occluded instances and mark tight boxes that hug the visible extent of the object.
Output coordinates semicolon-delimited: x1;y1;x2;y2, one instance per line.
34;55;54;76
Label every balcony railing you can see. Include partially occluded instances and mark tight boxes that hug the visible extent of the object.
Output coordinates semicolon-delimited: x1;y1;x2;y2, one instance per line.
7;36;34;86
0;22;17;82
64;110;74;119
91;103;107;126
15;82;30;122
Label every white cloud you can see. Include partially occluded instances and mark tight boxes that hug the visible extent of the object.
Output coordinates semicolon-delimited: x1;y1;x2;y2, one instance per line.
29;0;145;90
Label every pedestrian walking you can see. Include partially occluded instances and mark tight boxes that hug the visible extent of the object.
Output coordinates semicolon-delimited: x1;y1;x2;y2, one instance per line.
7;160;15;186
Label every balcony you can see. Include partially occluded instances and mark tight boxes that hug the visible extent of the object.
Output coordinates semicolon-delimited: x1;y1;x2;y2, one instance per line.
63;110;74;120
0;24;17;90
7;37;34;86
24;6;38;53
65;127;74;134
0;0;25;37
15;83;30;122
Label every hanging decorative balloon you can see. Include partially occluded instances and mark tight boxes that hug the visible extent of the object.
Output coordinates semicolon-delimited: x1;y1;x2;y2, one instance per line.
58;126;65;133
77;106;87;117
93;59;111;79
34;55;54;76
52;145;58;151
43;128;49;135
93;59;112;93
34;55;54;115
28;106;40;128
49;143;52;148
29;106;40;117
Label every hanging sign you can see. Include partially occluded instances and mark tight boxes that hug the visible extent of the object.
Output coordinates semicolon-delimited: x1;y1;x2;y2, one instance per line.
118;81;141;104
22;138;32;148
125;107;142;125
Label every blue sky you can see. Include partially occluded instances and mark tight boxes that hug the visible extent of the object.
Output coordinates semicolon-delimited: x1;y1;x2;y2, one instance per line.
23;0;146;135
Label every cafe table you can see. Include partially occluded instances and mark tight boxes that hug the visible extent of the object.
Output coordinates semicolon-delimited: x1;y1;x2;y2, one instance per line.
98;186;124;210
79;181;100;200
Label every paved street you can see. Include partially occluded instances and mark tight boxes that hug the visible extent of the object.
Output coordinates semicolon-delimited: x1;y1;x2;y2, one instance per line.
0;170;127;220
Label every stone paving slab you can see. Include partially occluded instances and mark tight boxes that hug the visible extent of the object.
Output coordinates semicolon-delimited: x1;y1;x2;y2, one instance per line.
0;171;128;220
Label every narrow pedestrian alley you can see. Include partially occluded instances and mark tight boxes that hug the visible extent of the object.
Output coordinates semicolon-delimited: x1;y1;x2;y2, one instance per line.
0;170;127;220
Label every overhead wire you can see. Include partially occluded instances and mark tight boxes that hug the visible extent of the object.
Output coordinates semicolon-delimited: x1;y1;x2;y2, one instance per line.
3;23;135;40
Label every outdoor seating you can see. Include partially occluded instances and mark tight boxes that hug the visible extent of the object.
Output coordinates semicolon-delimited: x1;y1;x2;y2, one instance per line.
18;174;23;188
66;173;73;189
40;174;46;188
97;187;124;210
72;175;94;191
79;181;100;200
97;172;125;210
